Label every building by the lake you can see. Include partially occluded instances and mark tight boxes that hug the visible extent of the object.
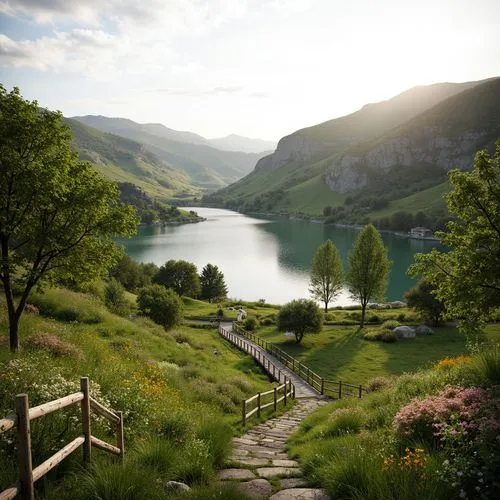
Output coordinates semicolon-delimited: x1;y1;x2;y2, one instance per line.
409;227;433;239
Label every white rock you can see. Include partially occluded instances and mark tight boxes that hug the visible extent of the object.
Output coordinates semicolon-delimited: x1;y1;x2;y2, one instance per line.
393;326;416;339
416;325;434;335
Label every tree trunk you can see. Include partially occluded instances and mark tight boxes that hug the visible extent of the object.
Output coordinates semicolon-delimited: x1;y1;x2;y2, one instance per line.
295;331;304;343
324;303;328;313
360;304;366;328
9;315;20;352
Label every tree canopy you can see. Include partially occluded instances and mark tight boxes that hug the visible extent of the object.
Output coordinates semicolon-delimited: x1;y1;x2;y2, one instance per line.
346;224;391;327
404;279;445;326
0;86;137;351
276;298;322;343
137;284;183;329
409;141;500;336
153;260;200;297
309;239;343;312
199;263;227;302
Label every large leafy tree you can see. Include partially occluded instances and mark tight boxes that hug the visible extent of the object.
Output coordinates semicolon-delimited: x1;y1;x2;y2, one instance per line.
404;279;446;326
346;224;391;328
0;86;137;351
199;263;228;302
309;239;343;312
153;259;201;297
137;284;183;329
276;298;322;343
409;142;500;336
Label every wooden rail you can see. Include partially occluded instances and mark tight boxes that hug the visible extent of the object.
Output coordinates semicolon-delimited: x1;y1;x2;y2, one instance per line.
231;323;363;400
241;381;293;426
0;377;124;500
219;325;296;423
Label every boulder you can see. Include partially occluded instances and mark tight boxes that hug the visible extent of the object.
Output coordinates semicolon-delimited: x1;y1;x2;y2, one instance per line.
164;481;191;494
390;301;407;308
416;325;434;335
393;326;416;339
368;303;381;309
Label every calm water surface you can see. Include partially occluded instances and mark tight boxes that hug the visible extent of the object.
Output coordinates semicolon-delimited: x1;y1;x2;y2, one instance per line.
118;207;442;305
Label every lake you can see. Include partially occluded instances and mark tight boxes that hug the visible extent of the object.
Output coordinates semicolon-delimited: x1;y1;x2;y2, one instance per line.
118;207;442;305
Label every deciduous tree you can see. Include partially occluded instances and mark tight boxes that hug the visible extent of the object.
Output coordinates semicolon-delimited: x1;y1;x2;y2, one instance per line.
346;224;391;328
276;299;322;343
137;284;183;329
309;239;343;312
404;279;445;326
153;260;200;297
409;142;500;336
0;86;137;351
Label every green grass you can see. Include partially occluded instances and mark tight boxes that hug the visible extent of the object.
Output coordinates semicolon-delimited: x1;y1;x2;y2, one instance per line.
286;348;500;499
0;287;274;497
256;323;500;385
368;181;450;219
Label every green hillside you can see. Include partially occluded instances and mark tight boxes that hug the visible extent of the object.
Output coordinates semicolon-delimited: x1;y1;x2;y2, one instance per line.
205;77;499;228
66;118;201;202
72;116;268;191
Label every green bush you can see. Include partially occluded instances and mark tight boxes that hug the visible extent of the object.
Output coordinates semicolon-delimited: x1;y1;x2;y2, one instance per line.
136;436;177;474
196;417;232;467
137;284;184;329
381;320;400;329
104;278;129;316
243;317;259;331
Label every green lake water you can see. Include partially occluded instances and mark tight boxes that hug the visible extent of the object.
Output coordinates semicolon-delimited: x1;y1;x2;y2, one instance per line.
118;207;442;305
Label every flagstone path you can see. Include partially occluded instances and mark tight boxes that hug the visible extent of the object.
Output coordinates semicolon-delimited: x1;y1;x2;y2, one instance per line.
216;399;330;499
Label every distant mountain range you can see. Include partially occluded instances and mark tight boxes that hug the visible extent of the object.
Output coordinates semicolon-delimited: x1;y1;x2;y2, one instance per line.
70;116;273;195
204;77;500;225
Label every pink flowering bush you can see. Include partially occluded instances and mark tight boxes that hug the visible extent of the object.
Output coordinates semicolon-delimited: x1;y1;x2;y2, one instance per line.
393;385;500;498
393;386;484;443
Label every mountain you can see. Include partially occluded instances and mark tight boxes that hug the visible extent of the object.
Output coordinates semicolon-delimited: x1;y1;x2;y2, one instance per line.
71;116;269;191
208;134;276;153
66;118;201;201
205;77;499;226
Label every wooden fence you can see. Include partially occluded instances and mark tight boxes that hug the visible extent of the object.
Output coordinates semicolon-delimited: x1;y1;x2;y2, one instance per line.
242;381;294;426
0;377;124;500
231;323;363;400
219;326;296;424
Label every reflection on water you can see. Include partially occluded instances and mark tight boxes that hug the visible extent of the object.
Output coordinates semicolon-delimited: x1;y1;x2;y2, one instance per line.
117;207;442;305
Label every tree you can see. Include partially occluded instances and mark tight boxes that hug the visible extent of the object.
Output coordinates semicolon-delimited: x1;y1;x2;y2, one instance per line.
409;142;500;336
137;284;183;329
153;260;200;297
346;224;392;328
0;86;137;351
309;239;343;312
199;263;228;302
276;299;322;343
404;279;445;326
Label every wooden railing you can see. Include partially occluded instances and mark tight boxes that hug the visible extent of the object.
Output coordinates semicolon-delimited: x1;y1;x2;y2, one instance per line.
242;381;293;426
219;325;296;424
231;323;363;400
0;377;124;500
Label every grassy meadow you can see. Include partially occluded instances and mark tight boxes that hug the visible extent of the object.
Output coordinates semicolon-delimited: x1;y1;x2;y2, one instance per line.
0;287;277;499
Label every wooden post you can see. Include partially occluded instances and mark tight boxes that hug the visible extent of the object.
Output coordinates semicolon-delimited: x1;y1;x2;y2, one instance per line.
283;377;287;406
257;392;261;417
16;394;34;500
117;411;125;461
292;359;295;372
273;364;276;379
321;378;324;395
359;385;363;398
80;377;91;466
339;381;343;399
273;387;277;412
278;368;281;383
293;384;295;399
242;400;246;426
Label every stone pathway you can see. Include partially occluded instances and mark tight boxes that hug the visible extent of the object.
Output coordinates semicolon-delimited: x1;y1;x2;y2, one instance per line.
216;399;330;499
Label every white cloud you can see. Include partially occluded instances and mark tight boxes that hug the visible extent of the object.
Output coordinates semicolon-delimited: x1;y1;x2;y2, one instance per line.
145;86;244;97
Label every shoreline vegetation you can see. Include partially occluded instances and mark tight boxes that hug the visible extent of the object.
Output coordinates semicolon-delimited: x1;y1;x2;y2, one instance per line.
198;206;441;241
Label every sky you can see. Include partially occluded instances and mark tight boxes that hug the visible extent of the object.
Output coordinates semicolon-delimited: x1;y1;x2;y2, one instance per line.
0;0;499;141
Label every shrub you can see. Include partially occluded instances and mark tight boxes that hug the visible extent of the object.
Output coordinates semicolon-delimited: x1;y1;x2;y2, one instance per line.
434;355;472;371
24;303;39;314
474;347;500;384
25;332;83;360
381;319;400;329
137;284;184;329
243;317;259;331
136;436;177;474
104;278;129;316
158;411;193;446
323;408;364;437
365;376;393;393
196;417;232;467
